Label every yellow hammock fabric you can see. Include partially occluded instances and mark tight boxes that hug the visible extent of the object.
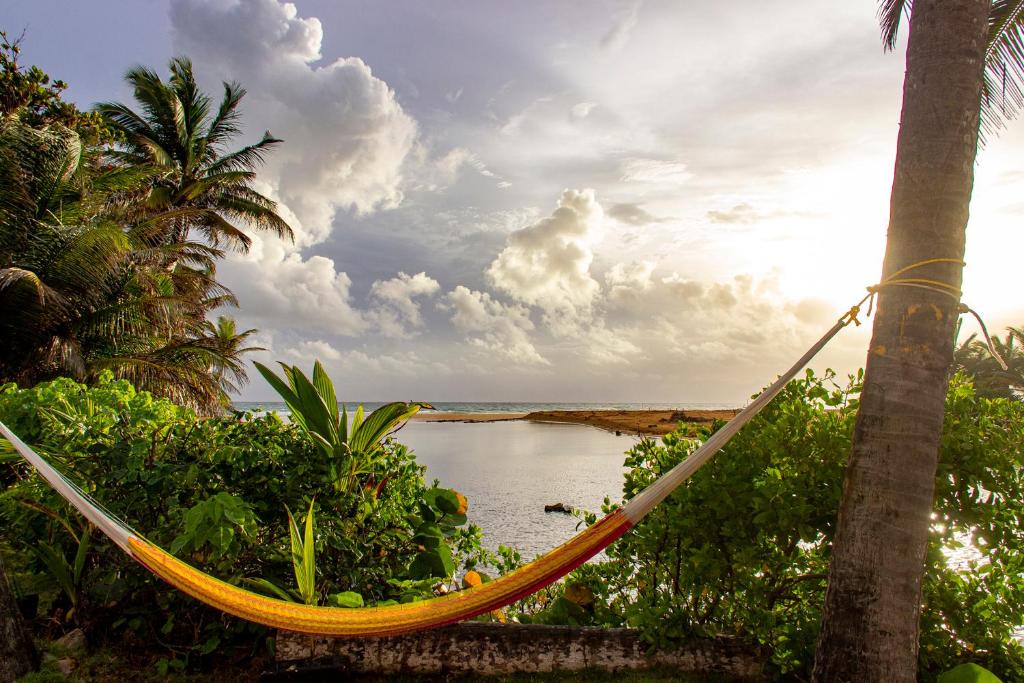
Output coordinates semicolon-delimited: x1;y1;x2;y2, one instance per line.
0;307;859;637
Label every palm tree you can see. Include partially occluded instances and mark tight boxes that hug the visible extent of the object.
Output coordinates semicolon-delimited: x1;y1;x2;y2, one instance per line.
954;325;1024;398
95;57;292;256
0;118;260;414
813;1;1009;679
0;119;145;384
880;0;1024;137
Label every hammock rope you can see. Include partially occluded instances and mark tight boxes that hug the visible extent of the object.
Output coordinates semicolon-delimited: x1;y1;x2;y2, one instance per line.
0;263;982;637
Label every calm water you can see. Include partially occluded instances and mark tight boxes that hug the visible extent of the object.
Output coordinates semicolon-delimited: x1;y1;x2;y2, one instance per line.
398;420;640;559
233;400;737;416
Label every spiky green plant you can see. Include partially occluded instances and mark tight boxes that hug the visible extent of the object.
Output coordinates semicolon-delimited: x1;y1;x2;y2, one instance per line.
254;361;429;492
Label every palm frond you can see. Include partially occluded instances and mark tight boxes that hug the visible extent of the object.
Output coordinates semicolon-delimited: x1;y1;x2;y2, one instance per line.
878;0;913;51
981;0;1024;133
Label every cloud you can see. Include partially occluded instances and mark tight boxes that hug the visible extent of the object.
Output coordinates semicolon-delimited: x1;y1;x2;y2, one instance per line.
170;0;417;247
705;202;818;225
570;101;598;121
368;271;441;338
487;189;604;334
706;202;759;224
442;286;548;365
582;323;642;365
601;0;643;52
434;147;496;179
219;234;367;337
607;202;670;225
620;158;692;185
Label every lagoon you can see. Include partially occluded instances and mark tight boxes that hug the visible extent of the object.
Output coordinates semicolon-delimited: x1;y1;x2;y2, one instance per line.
397;420;641;559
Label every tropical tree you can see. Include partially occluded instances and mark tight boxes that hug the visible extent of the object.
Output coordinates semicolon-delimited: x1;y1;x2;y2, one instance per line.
205;315;265;399
954;325;1024;398
813;1;1002;680
880;0;1024;137
0;118;149;384
0;110;264;413
95;57;292;255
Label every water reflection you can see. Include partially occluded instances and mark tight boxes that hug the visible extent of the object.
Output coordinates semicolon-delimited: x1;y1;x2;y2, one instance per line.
398;420;639;560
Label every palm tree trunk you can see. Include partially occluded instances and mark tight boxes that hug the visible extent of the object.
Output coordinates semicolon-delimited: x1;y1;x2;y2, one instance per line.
811;0;991;680
0;553;36;682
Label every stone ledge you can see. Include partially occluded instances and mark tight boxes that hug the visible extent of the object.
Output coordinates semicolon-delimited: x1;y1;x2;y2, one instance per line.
275;622;765;679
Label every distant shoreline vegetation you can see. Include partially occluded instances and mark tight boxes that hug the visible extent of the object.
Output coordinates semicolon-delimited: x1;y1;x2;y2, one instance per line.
233;401;742;414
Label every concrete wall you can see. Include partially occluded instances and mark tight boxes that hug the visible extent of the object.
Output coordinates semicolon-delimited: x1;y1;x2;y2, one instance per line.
276;622;766;679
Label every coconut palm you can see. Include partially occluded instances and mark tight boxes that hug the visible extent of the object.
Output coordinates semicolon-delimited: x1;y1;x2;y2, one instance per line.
879;0;1024;136
954;325;1024;398
0;118;258;413
813;1;1016;679
95;57;292;255
0;119;143;383
205;315;264;400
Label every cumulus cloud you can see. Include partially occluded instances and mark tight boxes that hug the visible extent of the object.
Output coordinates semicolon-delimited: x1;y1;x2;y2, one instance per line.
170;0;417;246
369;271;441;338
487;189;604;334
219;235;367;337
596;265;832;376
442;286;548;365
283;341;444;377
607;202;670;226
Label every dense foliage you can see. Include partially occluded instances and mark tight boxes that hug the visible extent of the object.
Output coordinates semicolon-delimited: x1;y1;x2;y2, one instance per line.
0;375;487;669
955;325;1024;399
550;371;1024;681
0;41;286;413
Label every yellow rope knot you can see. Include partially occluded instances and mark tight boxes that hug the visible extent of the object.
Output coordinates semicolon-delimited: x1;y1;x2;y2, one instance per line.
845;304;862;326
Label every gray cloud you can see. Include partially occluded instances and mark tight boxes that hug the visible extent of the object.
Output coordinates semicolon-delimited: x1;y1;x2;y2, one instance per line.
171;0;417;245
607;202;671;226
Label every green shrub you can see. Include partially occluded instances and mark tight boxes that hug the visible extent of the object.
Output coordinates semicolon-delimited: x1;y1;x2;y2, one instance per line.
578;370;1024;681
0;372;487;666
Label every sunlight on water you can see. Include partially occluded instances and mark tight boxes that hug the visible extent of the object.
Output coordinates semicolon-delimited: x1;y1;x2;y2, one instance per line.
398;420;639;560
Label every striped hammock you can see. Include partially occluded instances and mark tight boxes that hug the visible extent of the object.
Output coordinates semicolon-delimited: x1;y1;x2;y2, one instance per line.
0;311;856;637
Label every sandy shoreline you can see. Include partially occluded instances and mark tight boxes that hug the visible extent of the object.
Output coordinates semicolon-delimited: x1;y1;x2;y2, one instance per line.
410;408;739;436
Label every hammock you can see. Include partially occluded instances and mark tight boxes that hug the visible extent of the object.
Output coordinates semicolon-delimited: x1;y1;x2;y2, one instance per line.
0;308;859;637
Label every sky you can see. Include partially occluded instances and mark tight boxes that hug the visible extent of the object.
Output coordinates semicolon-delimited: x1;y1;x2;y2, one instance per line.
4;0;1022;404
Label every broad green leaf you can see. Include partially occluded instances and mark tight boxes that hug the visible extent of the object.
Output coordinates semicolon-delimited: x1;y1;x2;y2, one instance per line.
302;498;316;604
433;489;460;515
254;362;307;430
289;367;336;441
72;526;91;584
328;591;364;608
349;402;425;454
243;577;297;602
311;360;339;424
937;663;1003;683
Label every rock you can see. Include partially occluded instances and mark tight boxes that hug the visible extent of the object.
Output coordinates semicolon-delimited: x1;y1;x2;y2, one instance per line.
544;503;574;514
56;658;75;676
55;628;87;654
